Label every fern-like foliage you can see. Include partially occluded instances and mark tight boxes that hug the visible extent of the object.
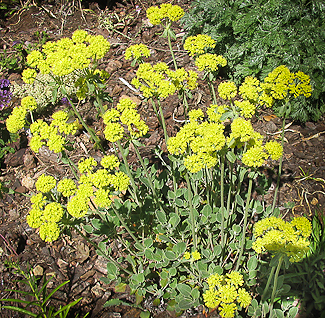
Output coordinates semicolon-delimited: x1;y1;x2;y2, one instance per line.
182;0;325;122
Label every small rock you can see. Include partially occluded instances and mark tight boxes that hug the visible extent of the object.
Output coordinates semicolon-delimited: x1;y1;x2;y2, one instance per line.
33;265;44;276
4;148;26;167
23;152;36;169
91;282;105;297
9;209;20;221
112;85;123;96
105;60;123;74
15;186;27;194
94;255;108;275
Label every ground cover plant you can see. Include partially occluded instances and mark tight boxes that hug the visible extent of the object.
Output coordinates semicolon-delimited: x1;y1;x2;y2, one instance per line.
0;2;324;318
182;0;325;122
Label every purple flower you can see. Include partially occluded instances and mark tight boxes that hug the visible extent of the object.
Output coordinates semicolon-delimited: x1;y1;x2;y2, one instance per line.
61;97;71;106
0;79;12;110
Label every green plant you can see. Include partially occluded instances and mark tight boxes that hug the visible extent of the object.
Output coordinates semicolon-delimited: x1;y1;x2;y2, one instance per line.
182;0;325;122
5;4;317;317
0;260;87;318
284;209;325;317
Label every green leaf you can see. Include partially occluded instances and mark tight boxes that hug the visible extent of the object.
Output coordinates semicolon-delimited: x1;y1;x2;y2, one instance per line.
247;256;258;271
106;262;118;279
53;297;82;316
178;298;193;310
42;280;70;306
0;305;38;317
168;190;175;200
169;213;180;228
104;298;130;307
143;238;153;248
140;311;150;318
176;283;191;297
165;251;177;260
235;194;245;207
226;151;237;163
156;210;167;224
273;309;284;318
115;283;127;293
288;307;299;318
172;242;186;256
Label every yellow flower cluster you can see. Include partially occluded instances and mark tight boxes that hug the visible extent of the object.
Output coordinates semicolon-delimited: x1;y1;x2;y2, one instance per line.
6;96;37;133
184;34;216;57
252;216;312;262
27;186;63;242
131;62;198;99
203;271;251;317
218;81;237;100
183;250;201;261
125;44;151;62
262;65;312;101
29;110;78;153
103;97;149;142
23;29;110;80
167;109;226;173
195;54;227;73
146;3;184;25
67;156;130;215
228;118;282;167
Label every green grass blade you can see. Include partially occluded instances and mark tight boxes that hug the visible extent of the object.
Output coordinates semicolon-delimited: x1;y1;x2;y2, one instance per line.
41;280;70;306
53;297;82;317
0;305;38;317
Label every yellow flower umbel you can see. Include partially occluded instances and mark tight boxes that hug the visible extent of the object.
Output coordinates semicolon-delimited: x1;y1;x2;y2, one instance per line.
203;271;251;318
102;97;149;142
195;54;227;73
252;216;312;262
146;3;184;25
23;29;110;82
131;62;194;99
167;109;226;173
6;96;38;133
184;34;216;57
29;110;78;153
125;44;151;65
261;65;312;102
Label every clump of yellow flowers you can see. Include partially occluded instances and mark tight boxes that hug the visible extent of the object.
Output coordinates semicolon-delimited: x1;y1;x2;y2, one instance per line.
131;62;198;99
146;3;184;25
29;110;79;153
252;216;312;262
102;97;149;142
6;96;37;133
23;29;111;81
183;34;216;57
26;153;129;242
167;107;283;172
203;271;251;318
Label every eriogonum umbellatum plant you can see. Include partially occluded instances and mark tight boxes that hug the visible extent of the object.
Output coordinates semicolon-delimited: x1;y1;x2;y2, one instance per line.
5;4;316;318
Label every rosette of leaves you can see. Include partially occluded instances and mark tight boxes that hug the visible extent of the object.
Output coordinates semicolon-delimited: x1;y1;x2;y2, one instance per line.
182;0;325;122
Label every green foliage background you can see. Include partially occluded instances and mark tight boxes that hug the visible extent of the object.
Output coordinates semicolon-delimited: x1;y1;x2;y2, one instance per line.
182;0;325;122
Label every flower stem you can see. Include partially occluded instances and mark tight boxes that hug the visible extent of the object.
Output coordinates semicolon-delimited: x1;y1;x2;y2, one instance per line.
185;171;197;249
157;98;168;141
235;176;253;271
166;22;178;70
269;255;284;318
271;117;286;213
220;152;226;251
116;140;140;206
